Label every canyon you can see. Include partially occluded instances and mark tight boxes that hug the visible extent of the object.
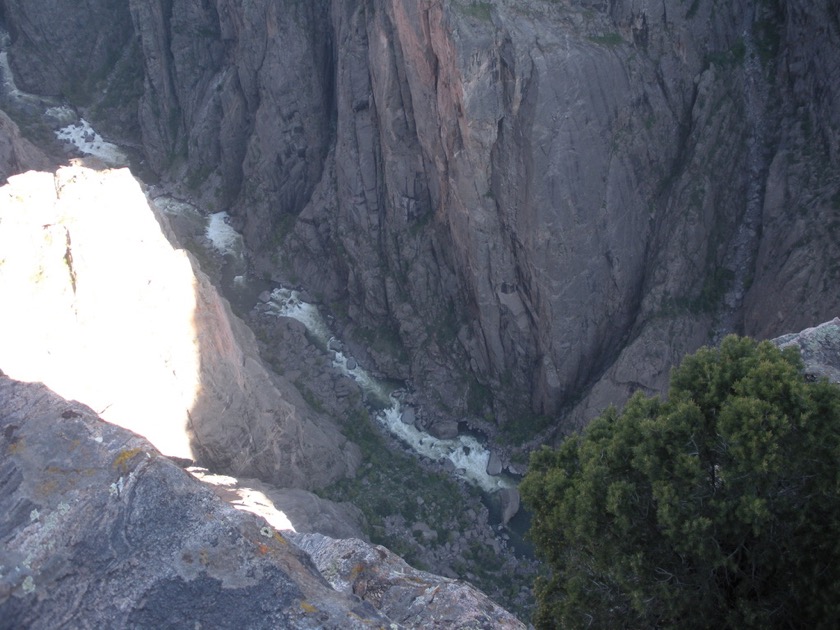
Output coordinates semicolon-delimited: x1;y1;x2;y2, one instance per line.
3;0;838;437
1;0;838;625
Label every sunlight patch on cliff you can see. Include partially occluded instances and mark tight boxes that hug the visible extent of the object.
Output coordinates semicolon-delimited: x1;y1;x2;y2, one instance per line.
188;468;297;532
0;165;200;460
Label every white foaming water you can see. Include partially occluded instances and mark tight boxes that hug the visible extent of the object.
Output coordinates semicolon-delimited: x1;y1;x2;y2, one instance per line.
265;288;514;493
206;211;243;258
331;350;393;406
55;118;129;166
378;403;514;493
266;288;332;343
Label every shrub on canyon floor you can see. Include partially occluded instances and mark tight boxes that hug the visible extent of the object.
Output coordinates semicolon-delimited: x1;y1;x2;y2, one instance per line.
521;335;840;629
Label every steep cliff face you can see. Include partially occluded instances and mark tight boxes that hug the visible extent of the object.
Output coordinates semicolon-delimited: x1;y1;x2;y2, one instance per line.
2;0;838;438
128;0;335;245
0;163;359;491
0;109;51;181
1;0;142;143
298;0;840;433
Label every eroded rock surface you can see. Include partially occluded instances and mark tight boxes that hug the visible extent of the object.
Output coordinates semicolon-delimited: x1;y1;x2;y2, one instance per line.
774;317;840;384
291;532;526;629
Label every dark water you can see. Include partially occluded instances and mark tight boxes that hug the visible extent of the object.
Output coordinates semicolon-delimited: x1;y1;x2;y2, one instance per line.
483;491;535;559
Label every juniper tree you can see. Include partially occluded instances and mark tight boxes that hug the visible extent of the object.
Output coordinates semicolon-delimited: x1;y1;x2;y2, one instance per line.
521;336;840;629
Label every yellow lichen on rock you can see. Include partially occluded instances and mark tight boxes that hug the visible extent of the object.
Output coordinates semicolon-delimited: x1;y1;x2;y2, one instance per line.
112;448;144;473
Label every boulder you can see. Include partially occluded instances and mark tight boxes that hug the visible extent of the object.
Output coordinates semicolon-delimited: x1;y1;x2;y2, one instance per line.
499;488;520;527
400;406;416;425
486;451;503;476
427;420;458;440
774;318;840;384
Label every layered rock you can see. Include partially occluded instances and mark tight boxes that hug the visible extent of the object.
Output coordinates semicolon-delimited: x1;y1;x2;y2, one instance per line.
0;164;358;491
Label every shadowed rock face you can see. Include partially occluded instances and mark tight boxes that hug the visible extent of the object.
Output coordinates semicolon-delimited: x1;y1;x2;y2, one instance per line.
0;376;525;629
0;110;52;181
2;0;838;435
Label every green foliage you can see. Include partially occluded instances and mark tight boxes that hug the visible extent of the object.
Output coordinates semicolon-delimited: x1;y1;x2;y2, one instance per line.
706;38;746;67
587;33;623;47
458;2;493;22
521;336;840;628
500;411;553;445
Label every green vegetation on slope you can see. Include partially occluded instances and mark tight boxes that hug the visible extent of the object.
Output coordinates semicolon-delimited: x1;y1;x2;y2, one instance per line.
521;335;840;628
316;408;526;611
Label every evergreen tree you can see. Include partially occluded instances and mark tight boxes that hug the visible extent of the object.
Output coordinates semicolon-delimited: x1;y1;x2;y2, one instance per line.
521;336;840;628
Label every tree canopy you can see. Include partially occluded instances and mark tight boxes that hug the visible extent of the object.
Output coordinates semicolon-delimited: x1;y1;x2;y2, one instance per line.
521;335;840;628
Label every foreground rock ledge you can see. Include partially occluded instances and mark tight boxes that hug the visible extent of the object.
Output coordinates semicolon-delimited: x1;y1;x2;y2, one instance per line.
0;376;525;629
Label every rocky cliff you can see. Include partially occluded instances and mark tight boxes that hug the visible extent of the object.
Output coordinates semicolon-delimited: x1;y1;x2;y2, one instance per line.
0;163;359;493
0;109;51;181
2;0;838;437
0;376;524;629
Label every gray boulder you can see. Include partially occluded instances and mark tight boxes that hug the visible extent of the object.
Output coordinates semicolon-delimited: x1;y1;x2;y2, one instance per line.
486;451;503;476
499;488;521;527
427;419;459;440
774;318;840;383
400;406;416;426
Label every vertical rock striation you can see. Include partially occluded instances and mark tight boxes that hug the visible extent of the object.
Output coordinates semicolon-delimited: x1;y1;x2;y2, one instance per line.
1;0;837;437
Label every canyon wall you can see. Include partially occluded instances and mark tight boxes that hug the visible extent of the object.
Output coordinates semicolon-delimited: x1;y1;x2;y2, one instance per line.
2;0;838;438
0;162;359;492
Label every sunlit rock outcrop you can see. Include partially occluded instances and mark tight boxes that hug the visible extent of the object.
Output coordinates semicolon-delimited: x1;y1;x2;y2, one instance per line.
0;376;525;628
0;377;387;629
0;163;359;491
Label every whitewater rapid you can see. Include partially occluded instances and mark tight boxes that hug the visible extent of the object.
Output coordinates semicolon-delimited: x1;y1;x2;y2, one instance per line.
265;288;515;493
156;206;516;494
